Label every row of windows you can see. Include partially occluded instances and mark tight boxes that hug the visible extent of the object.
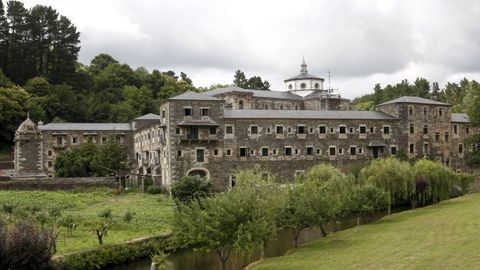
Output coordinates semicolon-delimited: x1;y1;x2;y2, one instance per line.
183;107;211;116
225;124;391;135
135;129;163;143
408;143;464;155
179;145;399;163
408;106;449;118
409;124;470;136
54;136;124;146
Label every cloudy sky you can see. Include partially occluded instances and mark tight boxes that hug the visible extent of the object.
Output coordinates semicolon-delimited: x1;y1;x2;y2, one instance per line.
21;0;480;98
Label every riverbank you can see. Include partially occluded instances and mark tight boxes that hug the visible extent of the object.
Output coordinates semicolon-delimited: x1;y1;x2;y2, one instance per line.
0;189;174;254
249;193;480;270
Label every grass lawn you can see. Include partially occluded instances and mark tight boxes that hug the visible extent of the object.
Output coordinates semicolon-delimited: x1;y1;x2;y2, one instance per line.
251;193;480;270
0;189;174;254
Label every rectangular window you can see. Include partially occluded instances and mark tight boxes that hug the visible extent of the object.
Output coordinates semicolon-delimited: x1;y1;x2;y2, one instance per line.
359;126;367;134
226;149;232;156
214;149;219;156
438;108;443;117
466;125;470;134
409;106;413;116
319;126;326;134
383;126;390;134
339;148;343;154
435;132;440;142
339;126;346;134
445;132;449;142
276;126;284;134
261;147;269;156
409;144;415;154
391;146;397;155
410;124;414;134
329;147;336;156
446;158;450;166
48;161;53;168
196;149;205;162
201;108;210;116
330;127;335;133
102;137;107;143
350;146;357;156
177;150;182;157
72;137;78;144
250;126;258;134
162;110;166;118
453;124;458;135
56;137;63;146
306;146;314;155
48;150;53;157
316;148;321;155
209;127;217;135
459;144;463;154
423;125;428;135
423;107;427;116
349;127;354;133
184;107;192;116
176;127;181;134
239;147;248;157
297;126;306;134
284;147;293;156
225;125;233;134
358;148;363;154
370;127;375;133
423;143;429;154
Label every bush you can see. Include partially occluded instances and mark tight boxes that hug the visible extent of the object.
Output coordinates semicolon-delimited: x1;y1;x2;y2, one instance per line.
0;220;55;269
123;211;135;223
171;176;213;204
147;185;162;195
456;173;476;194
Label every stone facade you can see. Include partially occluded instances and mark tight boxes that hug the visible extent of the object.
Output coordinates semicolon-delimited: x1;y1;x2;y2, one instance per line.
12;63;476;190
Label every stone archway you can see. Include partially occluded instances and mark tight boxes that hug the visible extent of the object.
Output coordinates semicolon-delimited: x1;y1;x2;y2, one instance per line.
187;168;210;179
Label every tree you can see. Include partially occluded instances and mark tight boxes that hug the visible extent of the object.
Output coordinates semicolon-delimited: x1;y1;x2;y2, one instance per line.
171;176;213;205
233;70;270;90
173;184;279;270
54;141;104;177
345;184;389;225
89;53;118;75
412;159;457;205
360;158;415;214
94;135;129;178
24;76;51;96
0;86;29;142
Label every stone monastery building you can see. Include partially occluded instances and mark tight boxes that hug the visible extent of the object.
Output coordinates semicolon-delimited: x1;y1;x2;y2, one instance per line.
14;61;475;189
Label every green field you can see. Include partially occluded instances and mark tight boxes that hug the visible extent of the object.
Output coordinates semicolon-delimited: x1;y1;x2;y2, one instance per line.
0;190;174;254
251;193;480;270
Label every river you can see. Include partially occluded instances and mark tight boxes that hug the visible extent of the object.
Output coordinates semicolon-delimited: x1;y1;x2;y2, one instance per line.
109;210;392;270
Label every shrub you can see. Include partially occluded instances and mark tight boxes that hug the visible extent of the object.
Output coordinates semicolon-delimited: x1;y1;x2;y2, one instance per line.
123;211;135;223
147;185;162;195
1;220;55;269
171;176;213;204
456;173;476;194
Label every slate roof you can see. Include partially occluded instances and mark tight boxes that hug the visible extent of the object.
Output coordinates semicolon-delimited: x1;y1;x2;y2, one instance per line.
134;113;160;120
39;123;132;131
377;96;450;106
203;86;303;100
451;113;469;123
224;110;397;120
284;72;324;82
169;91;222;101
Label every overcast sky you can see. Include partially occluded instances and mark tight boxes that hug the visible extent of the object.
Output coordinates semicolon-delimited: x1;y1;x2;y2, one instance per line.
21;0;480;98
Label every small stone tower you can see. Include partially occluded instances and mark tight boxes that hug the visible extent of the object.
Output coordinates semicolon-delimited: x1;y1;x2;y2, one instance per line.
13;115;47;178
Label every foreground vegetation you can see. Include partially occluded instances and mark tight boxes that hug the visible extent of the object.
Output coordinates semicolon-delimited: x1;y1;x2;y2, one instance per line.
251;193;480;270
0;189;173;254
